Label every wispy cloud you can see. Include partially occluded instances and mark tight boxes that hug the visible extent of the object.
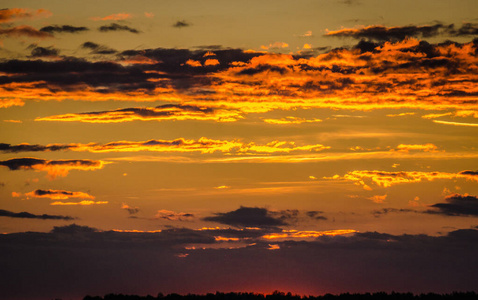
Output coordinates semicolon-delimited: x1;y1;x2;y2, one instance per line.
0;158;106;179
91;13;132;21
23;189;95;200
0;8;52;23
0;209;73;220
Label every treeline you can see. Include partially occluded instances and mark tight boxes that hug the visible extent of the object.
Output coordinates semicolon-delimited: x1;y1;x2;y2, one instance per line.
83;291;478;300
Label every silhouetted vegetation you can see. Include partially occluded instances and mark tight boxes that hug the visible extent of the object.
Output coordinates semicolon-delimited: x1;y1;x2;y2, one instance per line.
83;291;477;300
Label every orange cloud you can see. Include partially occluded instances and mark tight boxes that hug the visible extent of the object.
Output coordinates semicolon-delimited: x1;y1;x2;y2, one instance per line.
24;189;95;200
0;8;52;23
368;194;387;203
50;200;108;206
35;105;243;123
262;229;357;240
0;26;52;38
394;143;439;152
91;13;132;21
185;59;202;67
1;39;477;117
326;170;478;188
0;98;24;108
0;158;107;179
262;117;322;124
204;59;220;66
260;42;289;50
386;112;415;117
433;120;478;127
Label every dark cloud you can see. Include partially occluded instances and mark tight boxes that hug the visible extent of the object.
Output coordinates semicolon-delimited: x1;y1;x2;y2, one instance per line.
326;24;447;41
0;226;477;299
372;208;415;217
29;46;60;57
447;23;478;36
173;20;191;28
0;47;260;94
81;41;118;55
428;193;478;216
0;157;48;170
203;206;288;228
122;203;139;215
306;210;327;220
0;143;72;153
459;170;478;176
237;64;288;75
326;22;478;42
40;25;89;34
0;209;73;220
0;157;100;171
98;23;140;34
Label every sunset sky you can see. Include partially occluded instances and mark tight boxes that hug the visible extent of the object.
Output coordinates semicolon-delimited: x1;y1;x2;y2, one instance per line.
1;1;478;299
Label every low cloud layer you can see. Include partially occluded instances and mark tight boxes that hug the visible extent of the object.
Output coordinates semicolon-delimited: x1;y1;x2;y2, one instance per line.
0;225;477;299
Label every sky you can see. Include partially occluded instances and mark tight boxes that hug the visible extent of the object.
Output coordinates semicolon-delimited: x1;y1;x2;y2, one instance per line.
0;1;478;299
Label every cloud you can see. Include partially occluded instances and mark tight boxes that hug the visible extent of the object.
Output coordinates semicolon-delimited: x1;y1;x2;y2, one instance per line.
372;208;415;217
0;139;330;157
1;226;478;299
0;158;106;179
203;206;290;228
447;22;478;37
368;194;387;203
394;143;438;152
305;210;327;220
50;200;108;206
0;25;52;38
173;20;190;28
121;203;139;215
325;24;447;41
262;117;322;125
0;40;477;115
98;23;140;33
92;13;132;21
325;170;478;189
432;120;478;127
260;42;289;50
155;210;194;221
0;209;73;220
428;193;478;216
0;8;52;23
326;22;478;41
81;41;117;54
24;189;94;200
29;46;60;58
39;25;89;34
36;104;242;123
0;143;73;152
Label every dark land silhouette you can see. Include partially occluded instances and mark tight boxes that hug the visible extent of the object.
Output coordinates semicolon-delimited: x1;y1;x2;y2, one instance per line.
83;291;477;300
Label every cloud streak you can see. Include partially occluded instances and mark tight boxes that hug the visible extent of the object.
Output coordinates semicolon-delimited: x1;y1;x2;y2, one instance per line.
24;189;95;200
326;170;478;189
0;209;73;220
98;23;140;33
0;158;106;179
40;25;89;34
